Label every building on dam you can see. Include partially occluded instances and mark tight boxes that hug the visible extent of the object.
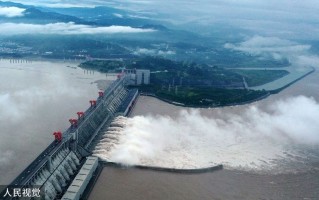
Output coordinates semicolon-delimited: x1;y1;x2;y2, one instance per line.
124;69;150;85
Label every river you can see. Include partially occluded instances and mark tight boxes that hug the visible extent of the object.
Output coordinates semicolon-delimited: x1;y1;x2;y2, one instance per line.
0;59;111;185
89;71;319;200
1;60;318;199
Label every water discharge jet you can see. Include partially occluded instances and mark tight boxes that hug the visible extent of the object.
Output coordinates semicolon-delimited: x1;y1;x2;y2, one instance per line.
93;96;319;173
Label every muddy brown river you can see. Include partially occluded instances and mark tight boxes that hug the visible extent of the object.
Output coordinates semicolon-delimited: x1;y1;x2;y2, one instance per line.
89;71;319;200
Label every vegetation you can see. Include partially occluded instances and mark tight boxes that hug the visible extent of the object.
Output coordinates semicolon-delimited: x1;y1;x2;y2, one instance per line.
80;56;290;106
77;56;286;107
80;60;123;72
80;57;245;87
5;35;132;59
129;84;269;107
233;69;289;86
0;2;295;108
157;87;268;106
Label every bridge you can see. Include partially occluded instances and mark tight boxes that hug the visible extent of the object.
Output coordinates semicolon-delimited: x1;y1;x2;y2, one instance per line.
1;74;139;200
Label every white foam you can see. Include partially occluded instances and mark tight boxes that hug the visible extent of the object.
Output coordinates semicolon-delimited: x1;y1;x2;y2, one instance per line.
93;97;319;172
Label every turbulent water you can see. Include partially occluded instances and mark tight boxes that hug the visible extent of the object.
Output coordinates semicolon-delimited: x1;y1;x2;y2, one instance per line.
89;72;319;200
93;96;319;173
92;70;319;174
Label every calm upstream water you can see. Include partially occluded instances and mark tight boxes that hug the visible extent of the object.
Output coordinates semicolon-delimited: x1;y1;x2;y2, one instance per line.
89;71;319;200
0;59;111;185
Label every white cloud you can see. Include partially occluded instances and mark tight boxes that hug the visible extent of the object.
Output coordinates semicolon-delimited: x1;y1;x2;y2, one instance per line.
109;0;319;40
224;35;319;70
134;48;175;56
10;0;319;39
224;35;319;68
224;36;311;57
294;55;319;69
11;0;101;8
128;14;151;20
134;48;156;55
113;13;123;18
0;6;25;17
0;151;14;167
40;3;96;8
158;50;175;56
0;22;155;35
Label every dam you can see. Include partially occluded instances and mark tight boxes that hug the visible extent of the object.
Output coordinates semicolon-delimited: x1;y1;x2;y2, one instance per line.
0;73;139;200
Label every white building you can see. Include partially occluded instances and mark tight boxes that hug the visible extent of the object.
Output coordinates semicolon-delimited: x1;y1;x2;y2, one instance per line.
124;69;150;85
135;69;150;85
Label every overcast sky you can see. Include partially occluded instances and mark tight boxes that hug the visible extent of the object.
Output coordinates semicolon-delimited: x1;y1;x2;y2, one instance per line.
9;0;319;40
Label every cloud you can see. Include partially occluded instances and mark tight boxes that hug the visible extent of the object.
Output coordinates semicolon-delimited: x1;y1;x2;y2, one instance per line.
0;60;113;184
10;0;101;8
0;85;82;122
133;48;156;55
294;55;319;68
0;6;25;17
0;22;155;35
224;36;311;60
0;151;14;169
127;14;152;20
122;1;319;40
133;48;175;56
93;96;319;172
113;13;123;18
224;35;319;69
11;0;319;40
158;50;175;56
0;93;23;121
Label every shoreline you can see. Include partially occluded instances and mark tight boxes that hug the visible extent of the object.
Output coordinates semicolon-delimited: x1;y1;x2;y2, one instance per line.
101;161;224;174
268;67;315;93
138;67;315;109
2;57;314;110
88;161;319;200
0;57;82;64
86;69;319;200
250;67;315;91
139;92;271;108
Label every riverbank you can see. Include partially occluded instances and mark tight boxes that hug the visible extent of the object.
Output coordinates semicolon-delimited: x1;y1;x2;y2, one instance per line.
131;66;314;108
76;57;318;108
130;84;269;108
249;66;315;91
0;57;83;63
88;70;319;200
139;92;271;108
88;163;319;200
